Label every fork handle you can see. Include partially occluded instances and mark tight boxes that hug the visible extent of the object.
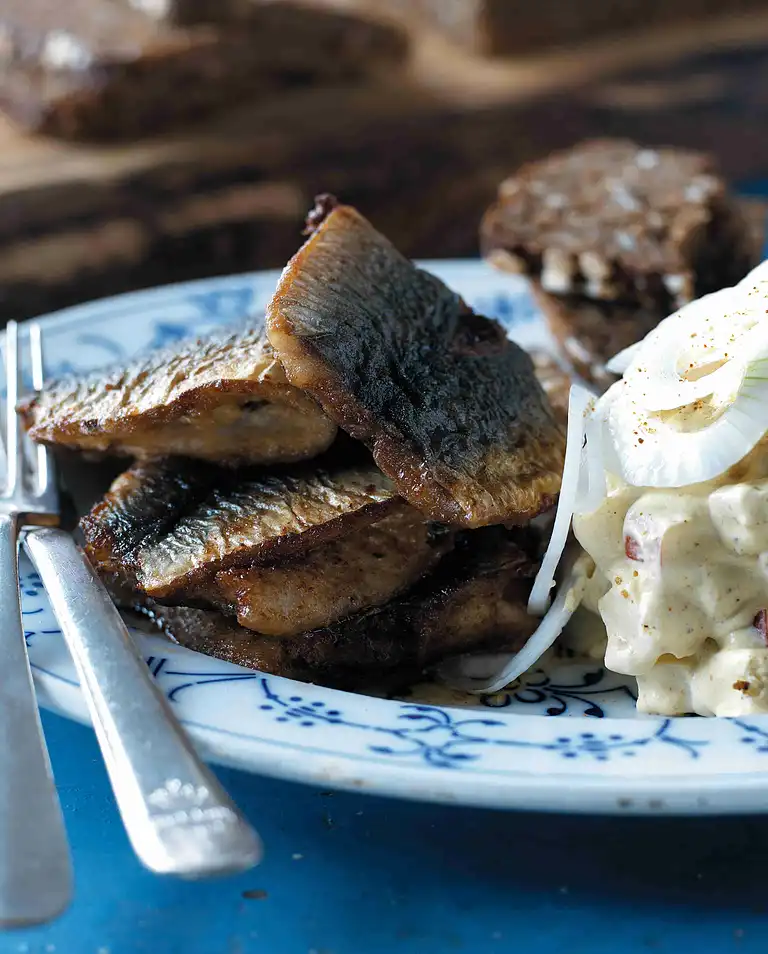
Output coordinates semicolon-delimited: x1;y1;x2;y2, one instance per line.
24;527;262;878
0;515;72;926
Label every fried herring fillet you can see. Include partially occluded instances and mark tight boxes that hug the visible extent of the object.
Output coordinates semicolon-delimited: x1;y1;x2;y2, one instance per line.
81;456;400;601
211;510;455;636
129;528;538;689
266;199;565;527
22;319;336;464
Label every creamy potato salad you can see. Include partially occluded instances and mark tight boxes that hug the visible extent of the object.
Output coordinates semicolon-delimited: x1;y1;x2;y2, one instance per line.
571;261;768;716
575;445;768;716
446;260;768;714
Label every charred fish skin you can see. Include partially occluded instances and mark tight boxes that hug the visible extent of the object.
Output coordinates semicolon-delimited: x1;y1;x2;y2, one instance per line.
127;601;299;680
22;318;337;465
267;201;565;528
82;448;456;641
80;457;218;591
127;528;538;690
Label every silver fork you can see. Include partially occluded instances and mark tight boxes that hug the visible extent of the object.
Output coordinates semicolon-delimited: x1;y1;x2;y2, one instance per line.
0;320;72;927
19;323;263;878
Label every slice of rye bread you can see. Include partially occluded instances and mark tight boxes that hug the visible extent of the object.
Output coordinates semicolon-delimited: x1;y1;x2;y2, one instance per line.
480;139;757;313
0;0;408;140
385;0;768;56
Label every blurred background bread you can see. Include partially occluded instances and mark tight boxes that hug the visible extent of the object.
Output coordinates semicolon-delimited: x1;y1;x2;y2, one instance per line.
386;0;768;55
1;0;768;323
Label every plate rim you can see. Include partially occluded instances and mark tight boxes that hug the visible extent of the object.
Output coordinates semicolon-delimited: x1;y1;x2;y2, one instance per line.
24;262;768;816
31;664;768;817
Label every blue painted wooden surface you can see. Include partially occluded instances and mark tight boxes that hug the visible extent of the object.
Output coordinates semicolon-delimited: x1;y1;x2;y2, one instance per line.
1;710;766;954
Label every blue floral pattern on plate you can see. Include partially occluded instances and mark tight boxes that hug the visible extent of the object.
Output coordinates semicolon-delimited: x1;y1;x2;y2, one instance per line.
21;262;768;816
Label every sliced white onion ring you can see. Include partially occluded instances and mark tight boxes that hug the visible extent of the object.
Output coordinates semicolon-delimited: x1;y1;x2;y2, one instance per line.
605;347;768;487
438;550;591;694
578;396;617;514
527;384;592;615
620;288;762;413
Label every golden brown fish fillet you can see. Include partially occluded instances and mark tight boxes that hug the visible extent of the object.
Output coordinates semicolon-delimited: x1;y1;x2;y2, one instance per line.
81;456;400;601
211;510;454;636
128;528;538;689
266;199;565;528
22;320;336;464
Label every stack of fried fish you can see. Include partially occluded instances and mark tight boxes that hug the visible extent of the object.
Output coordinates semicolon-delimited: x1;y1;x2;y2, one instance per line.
23;197;566;689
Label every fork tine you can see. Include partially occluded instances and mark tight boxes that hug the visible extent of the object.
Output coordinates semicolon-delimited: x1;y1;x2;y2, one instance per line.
28;323;54;499
29;323;44;392
4;321;23;496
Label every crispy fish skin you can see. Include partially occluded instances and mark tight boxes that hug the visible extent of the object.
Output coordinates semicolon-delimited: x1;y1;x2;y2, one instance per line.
22;320;337;464
81;456;400;601
142;464;399;599
212;510;455;637
267;203;565;528
80;457;217;590
127;529;538;689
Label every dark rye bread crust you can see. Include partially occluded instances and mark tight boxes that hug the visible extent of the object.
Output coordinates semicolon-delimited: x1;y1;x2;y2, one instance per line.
0;0;408;140
481;140;756;311
530;284;661;390
0;0;254;140
534;196;767;386
482;140;762;385
127;0;410;65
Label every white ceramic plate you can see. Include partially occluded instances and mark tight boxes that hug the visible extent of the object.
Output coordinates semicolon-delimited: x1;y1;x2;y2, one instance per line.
23;262;768;816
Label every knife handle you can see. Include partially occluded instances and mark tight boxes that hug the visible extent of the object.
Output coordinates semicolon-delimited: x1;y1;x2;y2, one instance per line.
24;526;262;879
